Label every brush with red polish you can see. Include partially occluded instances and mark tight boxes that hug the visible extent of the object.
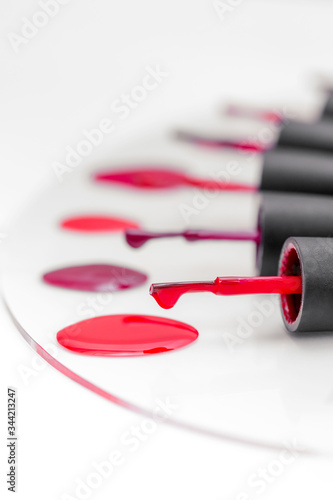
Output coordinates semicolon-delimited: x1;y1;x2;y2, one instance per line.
225;92;333;124
175;115;333;154
224;104;284;125
150;236;333;335
125;193;333;276
176;90;333;153
94;147;333;196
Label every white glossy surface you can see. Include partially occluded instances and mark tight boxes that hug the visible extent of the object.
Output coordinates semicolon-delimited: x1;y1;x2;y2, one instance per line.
2;1;333;499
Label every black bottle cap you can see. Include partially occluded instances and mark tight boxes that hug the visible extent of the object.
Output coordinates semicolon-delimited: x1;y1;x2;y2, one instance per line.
277;120;333;153
279;237;333;334
257;193;333;276
260;148;333;195
321;92;333;119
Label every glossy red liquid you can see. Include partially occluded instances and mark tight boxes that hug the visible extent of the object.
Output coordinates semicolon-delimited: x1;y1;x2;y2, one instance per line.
95;168;186;189
61;215;139;233
150;276;302;309
43;264;147;292
94;167;255;192
57;314;198;356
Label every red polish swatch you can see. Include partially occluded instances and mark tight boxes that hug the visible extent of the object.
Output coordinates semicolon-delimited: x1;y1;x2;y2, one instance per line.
43;264;147;292
57;314;198;356
94;167;255;192
61;215;139;233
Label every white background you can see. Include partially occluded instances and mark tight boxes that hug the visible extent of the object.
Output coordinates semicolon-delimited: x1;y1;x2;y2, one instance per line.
1;1;333;499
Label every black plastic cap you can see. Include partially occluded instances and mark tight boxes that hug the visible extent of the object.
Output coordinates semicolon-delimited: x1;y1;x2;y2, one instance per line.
257;193;333;276
277;120;333;153
260;148;333;195
321;93;333;119
279;237;333;334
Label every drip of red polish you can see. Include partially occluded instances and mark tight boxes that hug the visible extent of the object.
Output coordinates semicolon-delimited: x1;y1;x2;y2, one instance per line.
57;314;198;356
150;276;302;309
61;215;139;233
43;264;147;292
94;168;256;192
175;130;270;153
125;228;261;249
225;105;284;124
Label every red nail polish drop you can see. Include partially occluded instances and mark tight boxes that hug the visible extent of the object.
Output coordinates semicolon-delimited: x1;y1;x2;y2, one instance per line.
57;314;199;356
43;264;147;292
61;215;139;233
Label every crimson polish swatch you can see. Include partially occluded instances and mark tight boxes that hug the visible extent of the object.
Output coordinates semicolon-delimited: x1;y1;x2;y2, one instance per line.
94;168;188;189
43;264;147;292
57;314;199;356
61;215;139;233
94;168;255;192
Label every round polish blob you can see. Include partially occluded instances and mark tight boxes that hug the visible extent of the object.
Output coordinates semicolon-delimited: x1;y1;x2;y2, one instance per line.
279;237;333;334
43;264;147;292
257;193;333;276
60;215;139;233
56;314;199;356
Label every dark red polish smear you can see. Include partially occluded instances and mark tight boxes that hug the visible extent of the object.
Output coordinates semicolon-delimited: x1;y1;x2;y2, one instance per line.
94;168;255;192
61;215;139;233
57;314;199;356
43;264;147;292
94;168;188;189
